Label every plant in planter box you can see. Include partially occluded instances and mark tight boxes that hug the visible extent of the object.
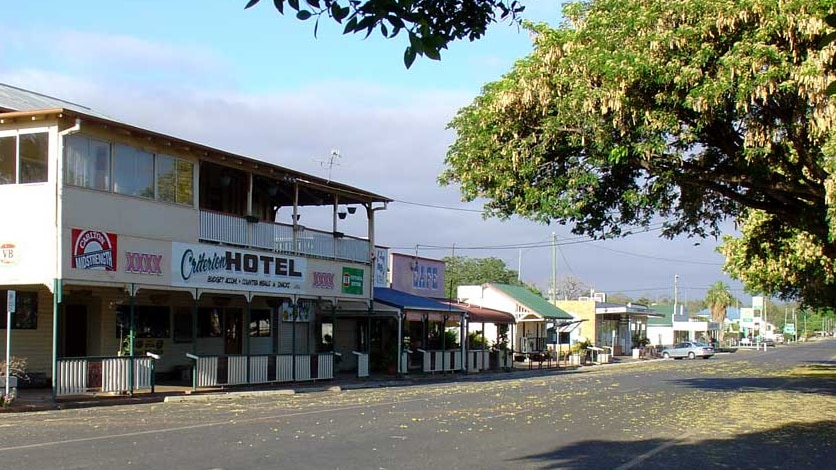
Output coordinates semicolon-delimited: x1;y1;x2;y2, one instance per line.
0;355;29;405
570;340;591;365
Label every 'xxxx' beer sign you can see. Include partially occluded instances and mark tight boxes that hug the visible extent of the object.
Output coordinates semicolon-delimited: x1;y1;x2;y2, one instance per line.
126;252;163;275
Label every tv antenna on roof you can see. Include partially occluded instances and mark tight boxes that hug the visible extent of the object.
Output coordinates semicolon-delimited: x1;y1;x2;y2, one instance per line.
315;149;341;182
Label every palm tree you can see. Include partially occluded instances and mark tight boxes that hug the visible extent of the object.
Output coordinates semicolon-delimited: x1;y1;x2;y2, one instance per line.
704;281;735;343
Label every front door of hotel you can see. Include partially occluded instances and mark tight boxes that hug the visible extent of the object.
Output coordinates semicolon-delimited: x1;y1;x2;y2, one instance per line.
224;308;243;355
63;304;88;357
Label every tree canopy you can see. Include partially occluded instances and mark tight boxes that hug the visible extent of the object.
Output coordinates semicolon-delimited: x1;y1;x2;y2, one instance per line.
440;0;836;307
244;0;524;67
443;255;536;298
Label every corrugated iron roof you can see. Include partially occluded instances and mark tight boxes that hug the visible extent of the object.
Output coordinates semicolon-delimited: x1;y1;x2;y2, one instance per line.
374;287;464;315
0;82;111;119
488;283;573;319
440;301;516;324
0;84;391;205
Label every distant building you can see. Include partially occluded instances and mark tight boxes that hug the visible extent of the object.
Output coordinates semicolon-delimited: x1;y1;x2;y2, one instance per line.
555;292;661;356
457;283;574;353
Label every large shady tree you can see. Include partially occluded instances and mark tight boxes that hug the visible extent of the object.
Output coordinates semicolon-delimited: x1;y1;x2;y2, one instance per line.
443;255;535;299
244;0;525;67
440;0;836;307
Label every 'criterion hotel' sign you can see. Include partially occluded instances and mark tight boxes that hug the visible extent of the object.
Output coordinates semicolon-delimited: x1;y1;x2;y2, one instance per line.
171;242;305;294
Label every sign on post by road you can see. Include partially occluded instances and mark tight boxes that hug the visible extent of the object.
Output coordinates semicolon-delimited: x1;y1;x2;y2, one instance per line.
784;323;796;334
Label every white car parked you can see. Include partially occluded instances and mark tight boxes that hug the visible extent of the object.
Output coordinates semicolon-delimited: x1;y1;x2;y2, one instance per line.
661;341;715;359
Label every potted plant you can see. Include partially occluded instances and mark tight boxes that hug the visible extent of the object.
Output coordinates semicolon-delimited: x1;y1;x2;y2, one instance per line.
0;356;29;405
632;334;651;358
570;339;591;365
382;341;399;376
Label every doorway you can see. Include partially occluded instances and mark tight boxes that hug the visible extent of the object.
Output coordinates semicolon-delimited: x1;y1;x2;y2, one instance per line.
64;304;88;357
224;308;243;355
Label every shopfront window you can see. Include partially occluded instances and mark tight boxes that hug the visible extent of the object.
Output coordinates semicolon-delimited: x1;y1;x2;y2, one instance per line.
115;305;171;338
173;307;193;343
197;307;223;337
249;309;271;337
0;290;38;329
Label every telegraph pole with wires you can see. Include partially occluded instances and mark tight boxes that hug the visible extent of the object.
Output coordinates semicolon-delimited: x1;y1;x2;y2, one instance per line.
550;232;557;303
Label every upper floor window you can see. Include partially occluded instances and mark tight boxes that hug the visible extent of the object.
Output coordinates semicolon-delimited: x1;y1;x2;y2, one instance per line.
156;154;194;205
0;290;38;330
114;143;154;198
0;131;48;185
64;134;194;206
65;134;111;190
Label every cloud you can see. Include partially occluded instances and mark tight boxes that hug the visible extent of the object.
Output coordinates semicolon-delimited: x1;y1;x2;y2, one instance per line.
1;27;233;88
0;25;747;301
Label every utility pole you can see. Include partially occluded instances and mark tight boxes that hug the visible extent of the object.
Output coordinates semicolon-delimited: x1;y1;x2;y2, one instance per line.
673;274;679;317
518;249;522;282
793;308;798;342
550;232;557;303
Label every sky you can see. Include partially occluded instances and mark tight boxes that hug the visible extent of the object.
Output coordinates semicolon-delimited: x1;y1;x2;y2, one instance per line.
0;0;750;305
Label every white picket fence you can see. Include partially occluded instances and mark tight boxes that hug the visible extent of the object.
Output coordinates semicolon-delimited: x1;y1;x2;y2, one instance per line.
353;351;369;378
186;353;337;388
56;356;155;397
416;349;463;373
467;350;491;372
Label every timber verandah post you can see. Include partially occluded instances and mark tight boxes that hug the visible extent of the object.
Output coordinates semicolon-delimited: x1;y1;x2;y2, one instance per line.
292;296;297;382
128;283;136;396
331;301;337;373
245;292;252;384
51;278;62;401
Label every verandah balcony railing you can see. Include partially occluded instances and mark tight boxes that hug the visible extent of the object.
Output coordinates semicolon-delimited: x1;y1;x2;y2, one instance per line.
199;210;370;263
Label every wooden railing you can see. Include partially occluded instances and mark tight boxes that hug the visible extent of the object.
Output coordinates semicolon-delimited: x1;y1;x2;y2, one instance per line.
416;349;463;373
467;350;491;372
186;353;337;388
353;351;369;378
199;210;369;263
56;355;156;396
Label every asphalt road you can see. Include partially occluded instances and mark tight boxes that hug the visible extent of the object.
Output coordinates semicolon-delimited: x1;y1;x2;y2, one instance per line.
1;340;833;470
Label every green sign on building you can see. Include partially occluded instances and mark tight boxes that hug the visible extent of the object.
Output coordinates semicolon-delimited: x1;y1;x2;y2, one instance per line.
341;267;364;295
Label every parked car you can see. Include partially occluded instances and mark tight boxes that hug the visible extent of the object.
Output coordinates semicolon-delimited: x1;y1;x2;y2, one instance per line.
661;341;715;359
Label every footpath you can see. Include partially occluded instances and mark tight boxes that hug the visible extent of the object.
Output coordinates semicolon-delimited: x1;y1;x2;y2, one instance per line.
1;356;657;414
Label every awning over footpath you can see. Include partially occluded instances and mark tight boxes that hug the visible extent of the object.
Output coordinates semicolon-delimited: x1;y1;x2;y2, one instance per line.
374;287;465;322
596;302;664;318
440;301;516;324
555;319;587;333
335;299;400;316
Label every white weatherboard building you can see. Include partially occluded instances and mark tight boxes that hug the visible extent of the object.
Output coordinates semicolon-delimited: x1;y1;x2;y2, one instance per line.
0;84;391;397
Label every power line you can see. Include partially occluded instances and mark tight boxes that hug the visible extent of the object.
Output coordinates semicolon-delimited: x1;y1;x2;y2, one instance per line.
584;243;724;266
392;199;486;213
389;224;667;251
